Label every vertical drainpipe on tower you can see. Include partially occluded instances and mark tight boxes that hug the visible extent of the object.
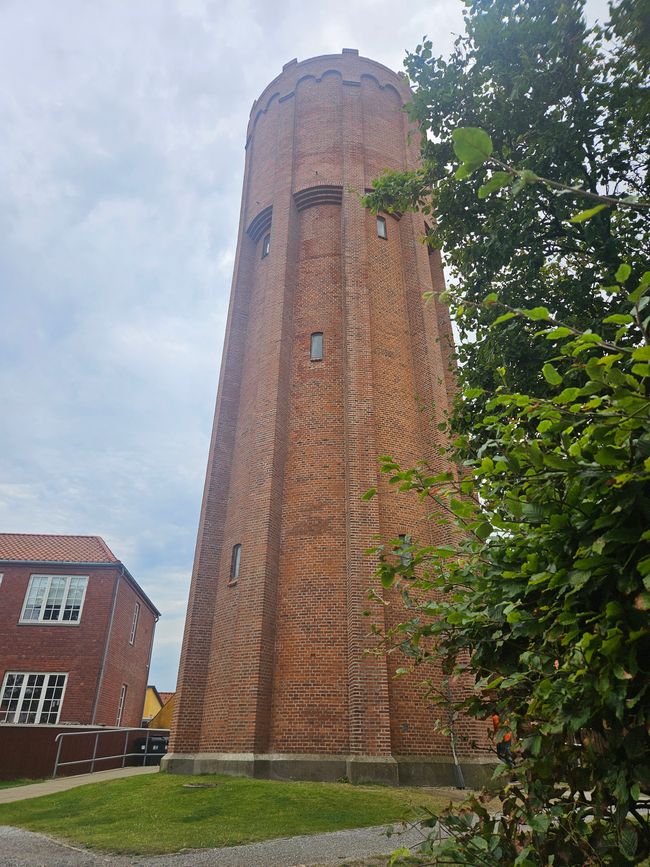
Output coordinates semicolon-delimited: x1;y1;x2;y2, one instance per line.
90;566;122;724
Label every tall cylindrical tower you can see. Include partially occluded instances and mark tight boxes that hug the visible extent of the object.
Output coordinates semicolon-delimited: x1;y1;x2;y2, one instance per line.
165;50;488;786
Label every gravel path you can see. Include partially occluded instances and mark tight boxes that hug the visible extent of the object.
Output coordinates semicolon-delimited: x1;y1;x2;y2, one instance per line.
0;823;428;867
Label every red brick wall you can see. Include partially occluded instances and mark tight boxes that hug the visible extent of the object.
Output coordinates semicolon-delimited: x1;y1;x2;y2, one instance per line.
0;564;155;729
95;576;157;727
172;51;487;760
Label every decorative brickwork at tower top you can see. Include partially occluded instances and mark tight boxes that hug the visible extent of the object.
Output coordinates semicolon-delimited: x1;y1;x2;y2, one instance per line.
164;51;490;786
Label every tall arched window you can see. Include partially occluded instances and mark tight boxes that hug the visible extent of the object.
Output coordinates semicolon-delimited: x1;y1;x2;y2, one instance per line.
376;215;387;239
398;533;413;567
310;332;323;361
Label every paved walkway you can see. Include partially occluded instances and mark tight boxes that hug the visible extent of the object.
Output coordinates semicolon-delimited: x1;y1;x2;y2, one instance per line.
0;766;158;804
0;823;427;866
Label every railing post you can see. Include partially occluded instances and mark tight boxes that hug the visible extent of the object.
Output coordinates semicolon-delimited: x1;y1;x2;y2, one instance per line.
52;733;64;779
122;730;129;768
144;728;151;767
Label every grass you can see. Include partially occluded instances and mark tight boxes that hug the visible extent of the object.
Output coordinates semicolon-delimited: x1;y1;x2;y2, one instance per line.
0;779;43;790
0;772;458;855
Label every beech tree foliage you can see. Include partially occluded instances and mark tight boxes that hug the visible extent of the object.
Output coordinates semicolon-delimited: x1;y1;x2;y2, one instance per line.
364;0;650;398
363;1;650;863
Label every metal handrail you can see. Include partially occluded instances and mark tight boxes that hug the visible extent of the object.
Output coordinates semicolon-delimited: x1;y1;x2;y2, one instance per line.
52;726;169;778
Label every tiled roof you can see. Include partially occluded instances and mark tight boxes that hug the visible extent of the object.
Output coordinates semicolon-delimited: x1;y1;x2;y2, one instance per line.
0;533;118;564
159;692;175;706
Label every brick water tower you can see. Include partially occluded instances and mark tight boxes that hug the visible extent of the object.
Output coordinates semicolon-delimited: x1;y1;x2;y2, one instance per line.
164;50;488;786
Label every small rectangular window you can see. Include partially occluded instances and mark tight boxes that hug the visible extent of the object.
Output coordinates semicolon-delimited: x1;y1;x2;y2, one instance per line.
398;533;413;567
116;684;128;726
377;216;387;239
262;233;270;257
129;602;140;645
20;575;88;624
0;672;67;724
230;543;241;583
310;332;323;361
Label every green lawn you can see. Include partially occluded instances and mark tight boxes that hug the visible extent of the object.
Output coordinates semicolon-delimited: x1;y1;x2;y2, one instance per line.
0;772;452;855
0;779;43;790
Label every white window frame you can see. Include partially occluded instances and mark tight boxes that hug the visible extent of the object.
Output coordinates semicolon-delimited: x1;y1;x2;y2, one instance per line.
20;574;88;625
377;215;388;239
129;601;140;645
116;683;128;726
0;671;68;724
310;332;324;362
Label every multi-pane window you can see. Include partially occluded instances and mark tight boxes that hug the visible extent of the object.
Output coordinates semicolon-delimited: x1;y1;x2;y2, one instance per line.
262;233;271;257
310;332;323;361
377;215;387;239
116;684;128;726
230;543;241;583
0;672;67;724
20;575;88;624
129;602;140;645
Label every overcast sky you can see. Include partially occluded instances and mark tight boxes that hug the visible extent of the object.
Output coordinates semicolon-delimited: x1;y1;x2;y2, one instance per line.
0;0;609;691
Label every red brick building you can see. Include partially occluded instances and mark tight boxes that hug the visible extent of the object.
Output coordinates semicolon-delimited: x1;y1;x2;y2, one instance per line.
0;533;159;728
165;51;489;786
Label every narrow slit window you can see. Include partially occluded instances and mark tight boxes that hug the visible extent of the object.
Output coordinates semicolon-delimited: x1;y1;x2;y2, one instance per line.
230;543;241;583
129;601;140;645
262;233;270;258
398;533;413;567
377;215;387;239
310;332;323;361
116;683;128;726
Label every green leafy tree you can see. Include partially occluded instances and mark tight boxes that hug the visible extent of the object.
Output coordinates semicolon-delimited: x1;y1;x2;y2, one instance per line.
364;0;650;398
373;266;650;864
362;1;650;862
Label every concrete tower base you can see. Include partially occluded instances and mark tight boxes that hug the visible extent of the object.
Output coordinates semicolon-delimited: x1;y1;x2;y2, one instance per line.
161;752;495;789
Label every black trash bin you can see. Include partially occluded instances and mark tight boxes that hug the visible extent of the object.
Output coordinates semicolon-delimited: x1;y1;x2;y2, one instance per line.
133;736;169;766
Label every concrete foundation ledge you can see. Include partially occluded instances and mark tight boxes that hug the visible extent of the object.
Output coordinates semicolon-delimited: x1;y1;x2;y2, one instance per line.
395;755;496;789
162;751;496;788
161;752;256;777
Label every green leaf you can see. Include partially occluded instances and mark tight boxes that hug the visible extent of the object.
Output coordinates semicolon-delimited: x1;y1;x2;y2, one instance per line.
361;488;377;501
542;363;563;385
455;162;474;180
595;446;626;466
452;127;493;169
544;326;573;339
602;313;634;325
529;813;551;833
491;311;516;326
569;203;608;223
620;825;638;859
553;387;581;403
632;345;650;361
478;171;512;199
524;306;551;321
615;263;632;283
